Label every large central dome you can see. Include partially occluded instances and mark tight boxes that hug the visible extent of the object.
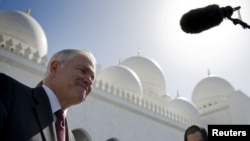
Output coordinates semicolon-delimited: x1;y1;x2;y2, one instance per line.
121;56;166;97
0;10;47;57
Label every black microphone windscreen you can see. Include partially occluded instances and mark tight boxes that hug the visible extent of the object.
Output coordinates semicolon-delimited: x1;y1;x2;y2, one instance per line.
180;4;224;34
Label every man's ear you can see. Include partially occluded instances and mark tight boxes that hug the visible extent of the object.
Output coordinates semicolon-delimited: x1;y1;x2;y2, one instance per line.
50;61;61;76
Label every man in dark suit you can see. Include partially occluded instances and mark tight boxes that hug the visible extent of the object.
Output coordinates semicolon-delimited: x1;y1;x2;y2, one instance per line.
0;49;96;141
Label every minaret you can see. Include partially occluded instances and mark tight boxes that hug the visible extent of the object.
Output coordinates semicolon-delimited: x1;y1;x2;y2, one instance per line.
25;8;31;15
176;90;180;98
137;48;141;56
118;58;121;65
208;69;211;77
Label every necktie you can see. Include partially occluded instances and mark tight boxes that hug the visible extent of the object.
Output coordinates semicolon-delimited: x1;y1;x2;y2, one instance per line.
55;109;66;141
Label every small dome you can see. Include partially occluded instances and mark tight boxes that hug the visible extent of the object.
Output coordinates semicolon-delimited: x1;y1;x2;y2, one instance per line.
97;65;143;96
120;56;166;97
0;10;47;57
192;76;235;105
166;97;200;120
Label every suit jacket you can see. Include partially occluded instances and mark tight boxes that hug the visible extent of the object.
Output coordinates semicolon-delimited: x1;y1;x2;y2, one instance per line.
0;73;75;141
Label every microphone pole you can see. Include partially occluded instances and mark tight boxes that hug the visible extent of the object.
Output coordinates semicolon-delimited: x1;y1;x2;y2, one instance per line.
226;6;250;29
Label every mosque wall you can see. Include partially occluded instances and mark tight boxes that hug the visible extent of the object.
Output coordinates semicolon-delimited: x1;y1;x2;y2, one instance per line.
0;48;45;87
68;90;186;141
201;104;232;125
229;91;250;124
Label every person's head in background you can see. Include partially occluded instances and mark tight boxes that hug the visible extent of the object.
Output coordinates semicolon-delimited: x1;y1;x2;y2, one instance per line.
43;49;96;110
107;137;119;141
184;125;208;141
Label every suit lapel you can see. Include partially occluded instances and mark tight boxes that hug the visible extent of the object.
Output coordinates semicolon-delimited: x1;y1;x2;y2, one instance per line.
32;87;57;141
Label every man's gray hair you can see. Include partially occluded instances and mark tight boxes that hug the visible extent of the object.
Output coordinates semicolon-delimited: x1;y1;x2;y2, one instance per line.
45;49;96;76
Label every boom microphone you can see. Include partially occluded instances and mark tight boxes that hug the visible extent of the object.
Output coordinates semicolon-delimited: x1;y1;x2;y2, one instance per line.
180;4;250;34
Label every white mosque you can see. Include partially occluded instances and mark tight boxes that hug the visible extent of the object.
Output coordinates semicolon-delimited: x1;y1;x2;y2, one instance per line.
1;9;250;141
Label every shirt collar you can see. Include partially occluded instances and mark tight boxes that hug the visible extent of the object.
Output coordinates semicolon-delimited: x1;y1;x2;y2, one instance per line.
41;85;68;117
42;85;62;113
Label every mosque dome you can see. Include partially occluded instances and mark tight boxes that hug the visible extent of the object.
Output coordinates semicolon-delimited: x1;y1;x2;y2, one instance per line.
120;56;166;97
0;10;47;57
97;65;143;96
166;97;200;120
192;76;235;106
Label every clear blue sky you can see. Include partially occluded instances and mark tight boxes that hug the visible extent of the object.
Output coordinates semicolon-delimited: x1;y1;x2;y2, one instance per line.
1;0;250;101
